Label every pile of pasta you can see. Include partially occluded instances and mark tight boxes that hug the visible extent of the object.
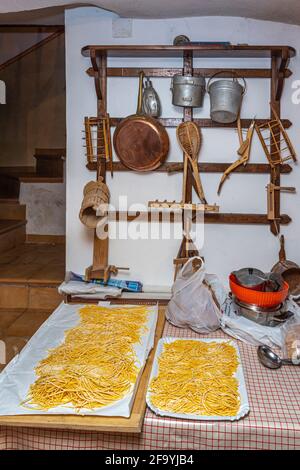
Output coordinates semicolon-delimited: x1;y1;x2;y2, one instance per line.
149;339;240;416
24;305;149;412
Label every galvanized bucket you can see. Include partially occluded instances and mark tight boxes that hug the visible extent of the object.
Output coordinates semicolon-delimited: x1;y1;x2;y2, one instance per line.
207;71;246;123
171;74;206;108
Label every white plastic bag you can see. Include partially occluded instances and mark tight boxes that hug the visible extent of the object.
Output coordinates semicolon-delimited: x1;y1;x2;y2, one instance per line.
166;257;221;333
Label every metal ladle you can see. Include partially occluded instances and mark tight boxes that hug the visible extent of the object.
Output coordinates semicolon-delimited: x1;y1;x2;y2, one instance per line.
257;345;298;369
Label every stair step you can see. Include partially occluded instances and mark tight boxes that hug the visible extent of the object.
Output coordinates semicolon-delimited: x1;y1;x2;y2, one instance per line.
0;203;26;221
0;284;62;310
0;220;26;253
34;148;65;178
0;174;20;199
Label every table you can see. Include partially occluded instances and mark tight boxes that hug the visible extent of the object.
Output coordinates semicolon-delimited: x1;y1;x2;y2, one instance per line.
0;319;299;450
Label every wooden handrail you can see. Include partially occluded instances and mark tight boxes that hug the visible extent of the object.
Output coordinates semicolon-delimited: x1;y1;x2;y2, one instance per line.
0;29;64;72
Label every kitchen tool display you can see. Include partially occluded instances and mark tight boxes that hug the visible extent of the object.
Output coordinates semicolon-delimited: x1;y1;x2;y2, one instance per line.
176;121;207;204
271;235;300;296
84;115;113;175
218;117;255;194
171;74;206;108
79;178;110;229
272;235;299;274
148;200;219;212
142;77;161;117
113;71;169;171
255;104;297;167
257;345;299;369
207;71;246;123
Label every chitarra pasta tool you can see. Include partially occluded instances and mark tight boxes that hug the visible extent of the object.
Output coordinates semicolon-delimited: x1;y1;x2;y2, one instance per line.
255;103;297;167
84;115;113;177
218;116;255;194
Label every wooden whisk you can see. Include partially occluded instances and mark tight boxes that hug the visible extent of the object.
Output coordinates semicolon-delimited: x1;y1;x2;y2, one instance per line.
176;122;207;204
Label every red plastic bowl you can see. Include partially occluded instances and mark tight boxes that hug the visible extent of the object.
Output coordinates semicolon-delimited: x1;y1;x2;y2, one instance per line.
229;273;289;308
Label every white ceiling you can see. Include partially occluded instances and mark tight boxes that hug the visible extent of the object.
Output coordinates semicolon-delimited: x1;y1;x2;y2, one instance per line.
0;0;300;26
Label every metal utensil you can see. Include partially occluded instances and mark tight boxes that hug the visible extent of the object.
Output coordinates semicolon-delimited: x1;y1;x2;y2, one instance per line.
142;77;161;117
257;345;297;369
232;267;266;290
271;235;300;296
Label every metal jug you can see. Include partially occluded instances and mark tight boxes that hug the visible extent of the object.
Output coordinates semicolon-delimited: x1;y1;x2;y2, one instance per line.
207;71;246;123
142;77;161;118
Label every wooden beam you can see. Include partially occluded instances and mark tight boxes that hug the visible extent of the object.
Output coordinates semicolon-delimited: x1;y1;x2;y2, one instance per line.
87;67;292;79
109;211;291;225
82;45;296;59
0;30;64;72
108;117;292;129
86;161;293;174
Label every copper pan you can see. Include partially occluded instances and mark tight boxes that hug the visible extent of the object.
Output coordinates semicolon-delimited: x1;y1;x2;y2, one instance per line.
271;235;300;296
113;71;169;172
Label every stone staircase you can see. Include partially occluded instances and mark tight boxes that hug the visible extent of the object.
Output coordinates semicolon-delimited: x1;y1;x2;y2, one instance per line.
0;153;65;311
0;173;27;254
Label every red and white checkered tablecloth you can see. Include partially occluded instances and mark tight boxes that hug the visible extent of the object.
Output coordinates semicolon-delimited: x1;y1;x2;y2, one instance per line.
0;321;299;450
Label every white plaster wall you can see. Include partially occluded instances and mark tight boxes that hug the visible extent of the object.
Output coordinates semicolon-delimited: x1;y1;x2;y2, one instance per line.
20;182;66;235
65;7;300;286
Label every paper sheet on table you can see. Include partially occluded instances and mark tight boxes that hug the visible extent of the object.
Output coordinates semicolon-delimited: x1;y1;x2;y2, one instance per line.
147;337;249;421
0;302;158;417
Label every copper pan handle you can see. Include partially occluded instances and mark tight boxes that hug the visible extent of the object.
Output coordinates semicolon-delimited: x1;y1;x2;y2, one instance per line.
136;71;145;115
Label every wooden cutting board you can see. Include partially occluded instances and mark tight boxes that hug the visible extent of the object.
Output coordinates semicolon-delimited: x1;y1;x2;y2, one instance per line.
0;308;165;433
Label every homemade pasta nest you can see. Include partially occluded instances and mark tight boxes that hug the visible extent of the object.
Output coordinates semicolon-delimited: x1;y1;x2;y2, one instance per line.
23;305;149;412
149;339;240;416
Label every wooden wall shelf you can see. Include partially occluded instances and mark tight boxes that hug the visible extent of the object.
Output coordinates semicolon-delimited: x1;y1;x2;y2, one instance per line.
108;117;292;129
82;44;296;59
81;42;296;279
87;67;292;79
86;161;293;174
110;211;291;225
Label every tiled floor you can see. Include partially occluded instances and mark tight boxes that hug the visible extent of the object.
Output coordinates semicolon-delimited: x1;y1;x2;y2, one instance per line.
0;308;53;371
0;242;65;370
0;243;65;285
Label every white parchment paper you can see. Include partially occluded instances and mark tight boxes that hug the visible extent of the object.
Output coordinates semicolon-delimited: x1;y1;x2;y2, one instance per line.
0;302;158;417
146;337;250;421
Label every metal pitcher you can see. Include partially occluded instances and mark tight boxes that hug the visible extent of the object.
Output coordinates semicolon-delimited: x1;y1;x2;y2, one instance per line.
142;77;161;117
207;71;246;123
171;74;206;108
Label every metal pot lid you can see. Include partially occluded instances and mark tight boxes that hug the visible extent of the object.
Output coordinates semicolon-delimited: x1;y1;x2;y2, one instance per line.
172;74;205;85
232;267;266;288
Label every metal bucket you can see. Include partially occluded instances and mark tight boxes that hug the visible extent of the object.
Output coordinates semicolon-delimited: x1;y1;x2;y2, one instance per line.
171;74;206;108
207;71;246;123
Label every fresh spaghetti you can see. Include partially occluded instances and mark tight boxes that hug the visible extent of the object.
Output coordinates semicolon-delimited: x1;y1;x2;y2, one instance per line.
23;305;149;411
149;339;240;416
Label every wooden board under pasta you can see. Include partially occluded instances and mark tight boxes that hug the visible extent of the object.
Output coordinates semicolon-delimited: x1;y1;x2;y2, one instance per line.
0;309;165;433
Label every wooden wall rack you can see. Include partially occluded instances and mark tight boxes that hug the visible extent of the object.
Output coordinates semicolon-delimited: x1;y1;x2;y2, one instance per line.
82;43;296;278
